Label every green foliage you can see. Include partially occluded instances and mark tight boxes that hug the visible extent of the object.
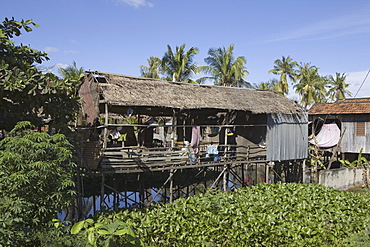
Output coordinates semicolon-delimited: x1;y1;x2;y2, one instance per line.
198;44;250;87
294;63;327;110
140;56;162;79
340;225;370;247
71;217;144;246
326;72;352;102
161;44;199;83
0;121;76;246
340;148;370;167
269;55;298;95
36;219;85;247
102;183;370;246
308;146;326;169
0;17;81;132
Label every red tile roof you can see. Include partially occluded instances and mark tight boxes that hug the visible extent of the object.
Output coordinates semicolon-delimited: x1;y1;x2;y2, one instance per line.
309;98;370;115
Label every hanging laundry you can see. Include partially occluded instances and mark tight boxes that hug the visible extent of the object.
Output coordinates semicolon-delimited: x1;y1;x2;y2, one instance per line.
190;126;201;154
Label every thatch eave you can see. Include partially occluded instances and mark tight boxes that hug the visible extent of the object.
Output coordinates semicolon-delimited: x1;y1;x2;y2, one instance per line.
87;71;305;115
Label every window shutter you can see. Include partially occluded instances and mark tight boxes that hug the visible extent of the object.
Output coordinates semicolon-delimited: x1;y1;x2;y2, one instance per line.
356;122;366;136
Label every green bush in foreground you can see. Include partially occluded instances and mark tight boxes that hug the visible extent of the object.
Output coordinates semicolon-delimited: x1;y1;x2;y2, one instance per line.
72;183;370;246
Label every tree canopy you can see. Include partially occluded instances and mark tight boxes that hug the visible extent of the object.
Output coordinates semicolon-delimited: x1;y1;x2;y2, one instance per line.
269;56;298;95
0;121;76;246
294;63;327;110
0;17;81;132
139;56;162;79
326;72;352;102
162;44;199;83
198;44;250;87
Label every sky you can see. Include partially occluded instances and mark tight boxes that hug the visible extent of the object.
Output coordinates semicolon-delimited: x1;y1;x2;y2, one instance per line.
2;0;370;100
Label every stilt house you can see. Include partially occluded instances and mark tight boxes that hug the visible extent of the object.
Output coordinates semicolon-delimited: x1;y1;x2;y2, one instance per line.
79;71;307;170
74;71;308;213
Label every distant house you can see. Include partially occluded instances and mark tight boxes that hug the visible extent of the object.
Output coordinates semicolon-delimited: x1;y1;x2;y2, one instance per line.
308;98;370;161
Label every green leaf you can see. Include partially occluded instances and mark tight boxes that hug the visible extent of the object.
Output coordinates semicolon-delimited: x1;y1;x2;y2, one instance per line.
113;228;130;236
88;231;96;245
71;221;84;234
97;229;111;235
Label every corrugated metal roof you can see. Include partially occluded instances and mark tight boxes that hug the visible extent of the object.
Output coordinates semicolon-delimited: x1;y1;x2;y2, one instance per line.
309;98;370;115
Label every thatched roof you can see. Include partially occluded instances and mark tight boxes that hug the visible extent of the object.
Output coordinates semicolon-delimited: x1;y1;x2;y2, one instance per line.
86;71;304;114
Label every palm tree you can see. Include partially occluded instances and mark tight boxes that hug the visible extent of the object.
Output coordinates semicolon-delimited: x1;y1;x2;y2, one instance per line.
58;61;84;96
256;79;279;92
162;44;199;83
59;61;84;82
269;56;298;95
140;56;162;79
198;44;249;87
326;72;352;102
294;63;327;110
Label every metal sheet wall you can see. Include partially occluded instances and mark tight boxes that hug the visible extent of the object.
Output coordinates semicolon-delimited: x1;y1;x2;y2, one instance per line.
267;113;308;161
341;120;370;154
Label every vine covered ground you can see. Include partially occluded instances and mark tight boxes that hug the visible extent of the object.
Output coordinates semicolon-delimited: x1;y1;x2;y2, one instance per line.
75;183;370;246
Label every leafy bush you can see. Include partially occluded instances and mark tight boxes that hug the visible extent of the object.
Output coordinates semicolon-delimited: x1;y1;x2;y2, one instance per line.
0;122;76;246
36;220;85;247
99;183;370;246
71;218;144;246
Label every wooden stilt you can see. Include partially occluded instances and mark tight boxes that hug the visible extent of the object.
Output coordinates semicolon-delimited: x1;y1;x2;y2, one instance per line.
223;164;228;191
100;174;105;211
103;103;108;149
169;169;174;203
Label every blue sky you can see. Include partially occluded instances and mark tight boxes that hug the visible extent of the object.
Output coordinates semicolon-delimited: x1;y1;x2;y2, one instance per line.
2;0;370;99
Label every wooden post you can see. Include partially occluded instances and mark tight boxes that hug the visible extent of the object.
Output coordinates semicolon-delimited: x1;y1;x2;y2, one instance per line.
169;169;174;203
327;128;346;170
113;175;117;210
100;174;105;211
302;159;306;183
265;162;270;183
172;110;177;148
223;164;228;191
103;103;109;149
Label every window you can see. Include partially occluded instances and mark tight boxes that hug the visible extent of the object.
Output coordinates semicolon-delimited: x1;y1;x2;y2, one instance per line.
356;122;366;136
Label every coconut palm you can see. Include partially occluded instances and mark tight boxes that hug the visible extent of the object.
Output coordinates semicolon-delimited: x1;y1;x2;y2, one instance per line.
161;44;199;83
294;63;327;110
198;44;250;87
140;56;162;79
326;72;352;102
58;61;84;96
59;61;84;81
269;56;298;95
256;79;280;92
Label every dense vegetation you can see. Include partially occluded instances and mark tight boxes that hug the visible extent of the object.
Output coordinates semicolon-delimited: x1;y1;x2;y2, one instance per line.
0;122;76;246
70;183;370;246
0;17;81;132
